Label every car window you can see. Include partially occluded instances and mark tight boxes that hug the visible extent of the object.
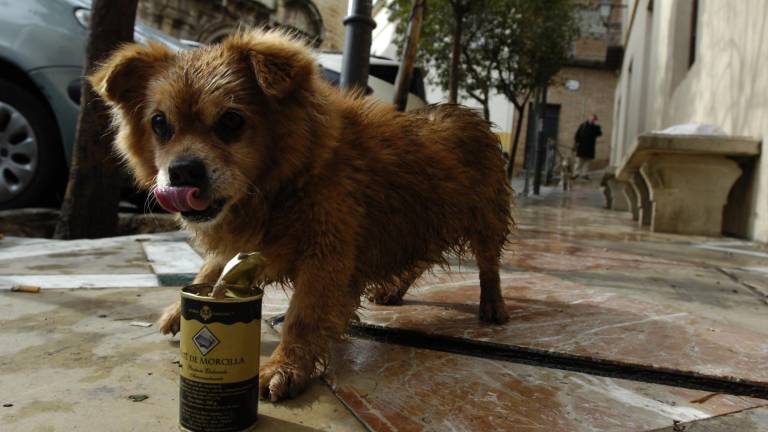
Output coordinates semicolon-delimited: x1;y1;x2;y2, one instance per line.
320;67;372;95
320;68;341;86
135;22;188;51
368;64;426;100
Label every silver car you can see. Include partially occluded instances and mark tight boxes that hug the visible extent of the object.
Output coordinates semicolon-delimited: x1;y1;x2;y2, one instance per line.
0;0;187;209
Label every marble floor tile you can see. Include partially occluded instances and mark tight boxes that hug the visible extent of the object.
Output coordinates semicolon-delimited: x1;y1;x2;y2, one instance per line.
550;266;768;336
358;272;768;385
502;238;689;272
648;406;768;431
326;338;767;432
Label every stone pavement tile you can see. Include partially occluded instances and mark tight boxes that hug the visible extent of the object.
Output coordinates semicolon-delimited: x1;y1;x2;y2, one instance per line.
648;406;768;432
0;287;364;431
0;234;209;289
142;241;203;275
0;232;186;261
357;272;768;385
326;338;767;432
0;273;161;289
0;244;151;276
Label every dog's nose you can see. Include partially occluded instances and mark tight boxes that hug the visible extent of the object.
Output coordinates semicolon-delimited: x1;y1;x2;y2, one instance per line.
168;157;207;187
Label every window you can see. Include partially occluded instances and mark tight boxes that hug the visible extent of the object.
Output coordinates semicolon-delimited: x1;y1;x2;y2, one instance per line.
283;0;324;46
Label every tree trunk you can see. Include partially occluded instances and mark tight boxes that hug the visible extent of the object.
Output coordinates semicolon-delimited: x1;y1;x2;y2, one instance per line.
393;0;425;111
54;0;139;239
448;9;464;104
482;98;490;121
523;88;541;196
507;103;526;179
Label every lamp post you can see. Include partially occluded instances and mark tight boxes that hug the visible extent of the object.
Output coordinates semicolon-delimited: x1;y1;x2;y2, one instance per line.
340;0;377;91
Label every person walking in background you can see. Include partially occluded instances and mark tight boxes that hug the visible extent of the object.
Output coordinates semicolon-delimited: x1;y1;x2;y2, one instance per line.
573;114;602;180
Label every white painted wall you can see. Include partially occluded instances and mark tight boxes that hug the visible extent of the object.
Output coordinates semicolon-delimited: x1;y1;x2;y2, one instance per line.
612;0;768;241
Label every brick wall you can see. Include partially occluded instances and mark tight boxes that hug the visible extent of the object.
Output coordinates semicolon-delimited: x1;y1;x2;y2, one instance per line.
505;0;623;174
509;66;618;173
574;38;609;63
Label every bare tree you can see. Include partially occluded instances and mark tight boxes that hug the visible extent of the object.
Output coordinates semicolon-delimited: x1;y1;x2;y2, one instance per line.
458;2;503;120
393;0;426;111
390;0;480;105
55;0;139;239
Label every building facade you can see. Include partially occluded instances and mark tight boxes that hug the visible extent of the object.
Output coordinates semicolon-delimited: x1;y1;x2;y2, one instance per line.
371;0;624;173
612;0;768;241
511;0;624;173
138;0;345;51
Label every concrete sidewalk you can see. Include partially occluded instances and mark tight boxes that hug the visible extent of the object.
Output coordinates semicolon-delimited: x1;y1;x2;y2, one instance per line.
1;181;767;431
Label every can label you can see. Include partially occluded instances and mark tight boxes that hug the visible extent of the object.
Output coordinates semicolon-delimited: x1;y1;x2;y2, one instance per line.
180;286;261;432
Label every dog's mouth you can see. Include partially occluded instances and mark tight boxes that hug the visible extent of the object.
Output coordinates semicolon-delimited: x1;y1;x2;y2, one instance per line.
154;186;226;223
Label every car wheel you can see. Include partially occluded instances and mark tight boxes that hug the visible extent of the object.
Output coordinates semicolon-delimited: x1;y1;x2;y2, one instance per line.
0;78;65;209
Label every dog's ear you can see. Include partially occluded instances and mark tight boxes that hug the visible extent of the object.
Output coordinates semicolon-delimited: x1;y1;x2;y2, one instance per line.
226;31;316;98
89;42;174;109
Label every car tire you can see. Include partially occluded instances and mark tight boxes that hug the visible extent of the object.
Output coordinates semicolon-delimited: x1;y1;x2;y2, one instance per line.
0;78;66;210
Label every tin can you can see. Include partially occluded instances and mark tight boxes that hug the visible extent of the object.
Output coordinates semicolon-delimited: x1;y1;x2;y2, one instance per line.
179;283;262;432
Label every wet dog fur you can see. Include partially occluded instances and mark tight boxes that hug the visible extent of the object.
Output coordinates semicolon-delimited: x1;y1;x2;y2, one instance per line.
91;29;514;401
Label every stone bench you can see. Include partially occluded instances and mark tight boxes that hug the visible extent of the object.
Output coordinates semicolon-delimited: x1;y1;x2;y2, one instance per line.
610;133;760;236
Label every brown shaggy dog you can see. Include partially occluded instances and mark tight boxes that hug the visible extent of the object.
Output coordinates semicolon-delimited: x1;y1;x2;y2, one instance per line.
91;30;513;401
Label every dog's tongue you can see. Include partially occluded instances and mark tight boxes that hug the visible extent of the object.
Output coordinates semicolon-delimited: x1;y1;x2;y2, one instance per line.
154;186;211;213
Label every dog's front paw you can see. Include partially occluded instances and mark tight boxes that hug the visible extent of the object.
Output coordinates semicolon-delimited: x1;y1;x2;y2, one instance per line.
479;300;510;324
259;353;313;402
157;301;181;335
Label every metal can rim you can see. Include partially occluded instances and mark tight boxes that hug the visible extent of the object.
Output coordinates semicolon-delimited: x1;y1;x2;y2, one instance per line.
179;423;258;432
181;283;263;303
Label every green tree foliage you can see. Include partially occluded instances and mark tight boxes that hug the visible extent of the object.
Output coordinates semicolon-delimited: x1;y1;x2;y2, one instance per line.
494;0;579;177
389;0;579;125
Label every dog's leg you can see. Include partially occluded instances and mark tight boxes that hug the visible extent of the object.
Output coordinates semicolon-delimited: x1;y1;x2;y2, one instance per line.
366;262;427;305
259;255;357;401
471;237;510;324
157;258;225;335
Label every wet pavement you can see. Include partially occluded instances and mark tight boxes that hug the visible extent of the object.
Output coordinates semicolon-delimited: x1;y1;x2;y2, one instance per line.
1;179;767;431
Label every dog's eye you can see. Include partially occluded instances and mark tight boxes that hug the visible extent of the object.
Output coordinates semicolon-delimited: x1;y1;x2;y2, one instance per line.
151;112;172;141
214;111;244;143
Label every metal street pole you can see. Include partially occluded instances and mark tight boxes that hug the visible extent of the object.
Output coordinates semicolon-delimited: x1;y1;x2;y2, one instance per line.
533;85;548;195
340;0;377;91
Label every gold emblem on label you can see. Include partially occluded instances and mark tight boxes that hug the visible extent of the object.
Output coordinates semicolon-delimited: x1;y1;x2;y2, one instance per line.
200;305;212;321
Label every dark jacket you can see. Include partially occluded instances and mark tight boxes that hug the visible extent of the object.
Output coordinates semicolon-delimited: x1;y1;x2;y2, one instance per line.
574;121;602;159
